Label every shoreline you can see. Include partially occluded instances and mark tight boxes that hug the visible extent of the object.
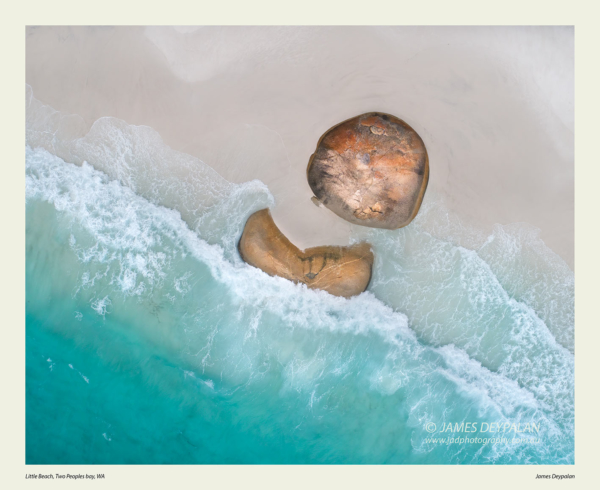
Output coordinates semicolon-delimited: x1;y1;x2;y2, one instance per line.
26;26;574;268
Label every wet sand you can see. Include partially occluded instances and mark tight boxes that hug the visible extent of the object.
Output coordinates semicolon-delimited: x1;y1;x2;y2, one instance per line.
25;26;574;268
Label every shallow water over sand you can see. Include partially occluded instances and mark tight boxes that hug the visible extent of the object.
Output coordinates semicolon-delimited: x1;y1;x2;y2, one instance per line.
26;137;573;463
25;27;574;464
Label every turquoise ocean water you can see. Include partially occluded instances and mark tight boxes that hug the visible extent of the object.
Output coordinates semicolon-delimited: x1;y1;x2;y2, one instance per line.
25;88;574;464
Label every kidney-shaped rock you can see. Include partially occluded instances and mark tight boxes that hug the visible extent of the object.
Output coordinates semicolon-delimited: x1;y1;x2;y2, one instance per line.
239;209;373;298
307;112;429;229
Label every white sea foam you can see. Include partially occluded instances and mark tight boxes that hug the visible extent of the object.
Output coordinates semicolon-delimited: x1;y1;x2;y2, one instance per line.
26;85;273;261
25;83;574;463
25;85;574;352
26;145;573;462
90;296;111;317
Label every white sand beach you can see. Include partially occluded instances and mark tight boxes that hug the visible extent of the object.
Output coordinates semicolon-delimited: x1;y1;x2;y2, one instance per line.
26;26;574;268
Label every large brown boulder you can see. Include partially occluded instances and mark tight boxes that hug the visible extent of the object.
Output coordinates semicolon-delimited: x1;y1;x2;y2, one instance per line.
239;209;374;297
307;112;429;229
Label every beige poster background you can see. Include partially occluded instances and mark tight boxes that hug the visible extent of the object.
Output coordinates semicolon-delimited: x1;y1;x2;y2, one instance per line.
4;0;599;488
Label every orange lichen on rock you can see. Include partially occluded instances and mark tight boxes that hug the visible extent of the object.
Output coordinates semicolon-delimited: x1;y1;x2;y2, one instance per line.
307;112;429;229
238;209;374;298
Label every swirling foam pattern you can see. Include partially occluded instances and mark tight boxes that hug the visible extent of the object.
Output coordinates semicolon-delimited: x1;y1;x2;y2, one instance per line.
26;88;573;464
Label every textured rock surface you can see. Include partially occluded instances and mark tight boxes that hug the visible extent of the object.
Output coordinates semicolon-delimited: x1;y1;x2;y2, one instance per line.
239;209;373;297
307;112;429;229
